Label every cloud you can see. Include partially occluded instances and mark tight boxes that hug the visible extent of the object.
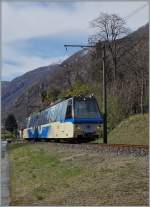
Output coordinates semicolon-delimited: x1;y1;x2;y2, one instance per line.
2;45;68;80
2;1;148;43
2;1;148;81
2;2;92;43
2;55;68;81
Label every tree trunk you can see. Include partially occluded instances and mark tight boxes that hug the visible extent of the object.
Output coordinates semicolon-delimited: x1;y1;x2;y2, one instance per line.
113;42;117;82
140;70;144;114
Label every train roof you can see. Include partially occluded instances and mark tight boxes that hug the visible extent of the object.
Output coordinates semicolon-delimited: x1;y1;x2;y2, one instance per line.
28;94;96;118
48;94;96;107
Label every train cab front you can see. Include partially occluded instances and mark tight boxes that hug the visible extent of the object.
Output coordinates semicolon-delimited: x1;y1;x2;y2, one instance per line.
72;96;103;140
74;123;102;139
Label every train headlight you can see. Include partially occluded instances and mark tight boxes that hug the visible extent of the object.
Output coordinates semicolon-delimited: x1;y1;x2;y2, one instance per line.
75;125;81;130
97;125;101;129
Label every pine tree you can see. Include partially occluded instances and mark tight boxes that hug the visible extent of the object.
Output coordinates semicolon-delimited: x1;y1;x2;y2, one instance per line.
5;114;18;134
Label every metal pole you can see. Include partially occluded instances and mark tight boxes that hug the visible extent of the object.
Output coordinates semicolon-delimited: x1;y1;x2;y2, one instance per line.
102;43;107;144
64;43;108;143
64;44;95;48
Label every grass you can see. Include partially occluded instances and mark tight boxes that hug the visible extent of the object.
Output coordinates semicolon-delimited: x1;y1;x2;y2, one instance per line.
9;142;148;205
107;113;149;144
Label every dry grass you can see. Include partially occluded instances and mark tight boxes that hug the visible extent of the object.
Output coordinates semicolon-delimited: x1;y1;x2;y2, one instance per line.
108;113;149;145
9;142;148;205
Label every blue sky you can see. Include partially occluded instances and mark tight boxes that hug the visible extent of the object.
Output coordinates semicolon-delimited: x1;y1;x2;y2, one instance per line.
2;1;149;81
8;34;88;58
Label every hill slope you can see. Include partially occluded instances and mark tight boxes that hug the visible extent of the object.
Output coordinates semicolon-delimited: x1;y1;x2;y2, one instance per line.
108;114;149;145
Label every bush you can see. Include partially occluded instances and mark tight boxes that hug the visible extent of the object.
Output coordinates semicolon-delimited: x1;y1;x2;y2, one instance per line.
41;89;60;104
59;80;93;98
1;130;16;140
5;114;18;134
107;95;126;131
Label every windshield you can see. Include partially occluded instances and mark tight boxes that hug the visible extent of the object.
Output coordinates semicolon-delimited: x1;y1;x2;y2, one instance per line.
74;99;101;119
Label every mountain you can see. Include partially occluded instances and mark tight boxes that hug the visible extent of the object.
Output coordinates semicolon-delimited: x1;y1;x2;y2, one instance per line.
2;64;63;122
1;23;149;125
1;81;10;89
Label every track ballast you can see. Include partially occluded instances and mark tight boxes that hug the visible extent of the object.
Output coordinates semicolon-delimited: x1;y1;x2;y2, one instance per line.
13;139;149;157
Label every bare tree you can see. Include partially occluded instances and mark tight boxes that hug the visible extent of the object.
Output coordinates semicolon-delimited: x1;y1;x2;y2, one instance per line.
61;63;73;88
90;12;130;81
128;42;148;114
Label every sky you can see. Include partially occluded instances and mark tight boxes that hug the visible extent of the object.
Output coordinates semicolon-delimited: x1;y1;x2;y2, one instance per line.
2;1;149;81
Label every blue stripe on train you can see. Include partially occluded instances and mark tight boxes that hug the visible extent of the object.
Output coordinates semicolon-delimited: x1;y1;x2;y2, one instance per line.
28;126;50;138
64;117;103;124
38;126;50;138
28;128;38;138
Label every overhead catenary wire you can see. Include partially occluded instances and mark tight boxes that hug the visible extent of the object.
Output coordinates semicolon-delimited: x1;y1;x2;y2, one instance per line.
124;3;147;20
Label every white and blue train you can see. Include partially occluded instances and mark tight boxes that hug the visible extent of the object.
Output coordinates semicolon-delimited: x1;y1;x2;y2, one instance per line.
22;96;103;141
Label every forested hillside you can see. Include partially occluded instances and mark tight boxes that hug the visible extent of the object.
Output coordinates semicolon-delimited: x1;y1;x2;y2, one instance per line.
2;23;149;129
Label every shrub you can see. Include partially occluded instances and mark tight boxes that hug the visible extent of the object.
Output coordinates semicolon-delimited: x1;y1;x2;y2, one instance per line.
107;95;126;131
5;114;18;133
59;80;93;98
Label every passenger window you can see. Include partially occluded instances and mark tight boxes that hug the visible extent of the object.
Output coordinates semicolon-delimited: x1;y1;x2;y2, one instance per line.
57;103;63;122
41;113;44;125
55;104;60;121
65;100;72;119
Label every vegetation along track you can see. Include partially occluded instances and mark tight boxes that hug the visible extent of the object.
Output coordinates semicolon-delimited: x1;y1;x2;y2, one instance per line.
14;140;148;157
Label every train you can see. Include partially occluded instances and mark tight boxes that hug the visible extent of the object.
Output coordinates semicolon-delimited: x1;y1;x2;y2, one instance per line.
21;95;104;141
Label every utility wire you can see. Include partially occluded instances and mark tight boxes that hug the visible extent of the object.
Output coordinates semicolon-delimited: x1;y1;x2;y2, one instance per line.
124;4;147;20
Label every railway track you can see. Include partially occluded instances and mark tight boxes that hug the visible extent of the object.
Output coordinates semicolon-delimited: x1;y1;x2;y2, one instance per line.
10;139;149;157
53;142;149;157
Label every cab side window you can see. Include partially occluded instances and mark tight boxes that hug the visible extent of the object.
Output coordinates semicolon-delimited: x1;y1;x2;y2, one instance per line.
65;100;72;119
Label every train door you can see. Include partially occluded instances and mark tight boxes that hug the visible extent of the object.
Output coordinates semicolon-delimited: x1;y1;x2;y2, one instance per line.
56;102;65;138
64;99;74;138
55;101;68;138
49;105;59;138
